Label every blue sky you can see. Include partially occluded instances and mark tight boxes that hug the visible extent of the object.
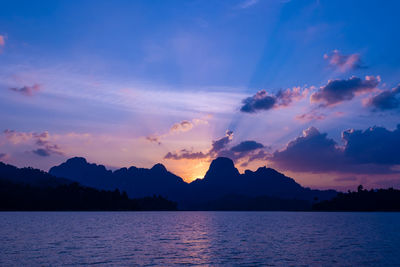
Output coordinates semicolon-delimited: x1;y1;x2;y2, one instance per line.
1;0;399;190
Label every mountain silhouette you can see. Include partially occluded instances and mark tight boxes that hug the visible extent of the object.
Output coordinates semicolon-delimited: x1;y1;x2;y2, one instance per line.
50;157;337;209
0;161;71;187
50;157;187;199
3;159;399;211
0;161;177;211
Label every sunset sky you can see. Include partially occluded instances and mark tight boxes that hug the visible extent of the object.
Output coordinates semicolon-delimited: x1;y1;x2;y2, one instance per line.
1;0;399;190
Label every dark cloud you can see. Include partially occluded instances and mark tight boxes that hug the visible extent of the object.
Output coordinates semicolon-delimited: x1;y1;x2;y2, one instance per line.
248;150;269;162
146;135;161;145
3;129;63;157
9;84;41;96
269;125;400;174
240;87;305;113
32;148;51;157
32;143;63;157
323;50;364;72
164;130;233;160
218;143;269;164
210;130;233;153
310;76;380;107
0;153;7;160
164;130;268;164
164;149;208;160
241;90;276;113
270;127;344;172
367;84;400;111
231;140;264;152
342;125;400;165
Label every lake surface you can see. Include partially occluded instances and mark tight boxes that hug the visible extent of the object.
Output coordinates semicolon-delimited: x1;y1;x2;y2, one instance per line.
0;212;399;266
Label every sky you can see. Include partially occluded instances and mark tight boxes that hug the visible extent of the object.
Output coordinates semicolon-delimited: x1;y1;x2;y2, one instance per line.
1;0;400;191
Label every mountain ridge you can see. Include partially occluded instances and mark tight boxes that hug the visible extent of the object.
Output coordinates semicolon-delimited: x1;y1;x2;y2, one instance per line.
49;156;337;209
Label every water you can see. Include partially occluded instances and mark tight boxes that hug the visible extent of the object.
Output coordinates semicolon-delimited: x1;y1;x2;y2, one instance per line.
0;212;399;266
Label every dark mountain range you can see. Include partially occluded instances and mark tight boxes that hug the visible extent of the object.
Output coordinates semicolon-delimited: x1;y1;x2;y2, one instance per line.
49;157;337;209
189;157;335;204
2;159;398;211
0;162;177;211
0;162;71;187
49;157;187;199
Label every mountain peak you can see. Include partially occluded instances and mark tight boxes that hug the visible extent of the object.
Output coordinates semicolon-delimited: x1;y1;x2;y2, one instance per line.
65;157;88;165
204;157;240;182
151;163;167;172
210;157;235;169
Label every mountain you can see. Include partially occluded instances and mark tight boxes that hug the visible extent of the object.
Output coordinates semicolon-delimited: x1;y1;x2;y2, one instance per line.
49;157;187;199
0;162;177;211
49;157;337;209
0;162;71;187
186;157;336;208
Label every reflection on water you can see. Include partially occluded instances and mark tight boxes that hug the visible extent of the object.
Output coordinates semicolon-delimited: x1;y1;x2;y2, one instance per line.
0;212;399;266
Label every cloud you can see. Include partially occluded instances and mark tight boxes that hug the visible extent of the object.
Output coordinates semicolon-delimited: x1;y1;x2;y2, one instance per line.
323;50;364;72
295;110;344;122
170;120;193;133
9;84;41;96
269;125;400;174
240;90;275;113
164;149;208;160
0;35;5;53
3;129;47;144
146;117;209;144
210;130;233;154
295;112;326;122
217;141;268;163
366;84;400;111
342;125;400;165
164;130;269;165
230;140;264;152
3;129;63;157
32;148;51;157
310;76;380;107
165;130;234;160
270;127;344;172
238;0;259;9
31;143;63;157
0;153;8;161
145;135;161;145
241;87;306;113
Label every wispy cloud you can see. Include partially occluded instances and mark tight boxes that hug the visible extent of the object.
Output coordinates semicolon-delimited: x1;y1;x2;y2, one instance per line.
295;112;326;122
238;0;259;9
0;35;5;53
0;153;9;161
324;50;364;72
9;84;41;96
0;35;5;46
146;116;210;145
3;129;63;157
